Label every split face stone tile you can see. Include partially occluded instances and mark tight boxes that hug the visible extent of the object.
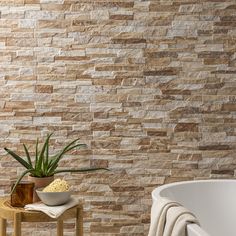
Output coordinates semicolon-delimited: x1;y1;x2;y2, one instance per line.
0;0;235;235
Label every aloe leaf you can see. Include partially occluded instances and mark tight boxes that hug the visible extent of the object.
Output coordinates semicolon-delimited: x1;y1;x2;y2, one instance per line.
45;138;49;168
47;158;54;169
46;140;85;174
4;148;32;169
54;168;109;174
63;144;87;153
47;144;86;171
55;138;81;157
52;138;81;160
36;133;53;171
23;144;33;168
51;143;86;166
30;169;39;177
63;138;80;149
35;138;39;169
46;164;58;176
10;169;34;195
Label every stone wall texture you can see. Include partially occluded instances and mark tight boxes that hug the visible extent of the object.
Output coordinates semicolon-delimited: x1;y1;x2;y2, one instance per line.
0;0;236;235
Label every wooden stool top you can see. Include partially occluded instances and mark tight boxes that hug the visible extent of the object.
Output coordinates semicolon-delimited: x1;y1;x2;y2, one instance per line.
0;197;82;222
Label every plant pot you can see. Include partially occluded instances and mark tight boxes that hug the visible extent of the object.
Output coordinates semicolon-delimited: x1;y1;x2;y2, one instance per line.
28;175;54;202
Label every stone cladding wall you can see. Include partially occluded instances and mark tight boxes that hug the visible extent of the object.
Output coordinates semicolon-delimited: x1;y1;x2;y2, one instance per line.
0;0;235;235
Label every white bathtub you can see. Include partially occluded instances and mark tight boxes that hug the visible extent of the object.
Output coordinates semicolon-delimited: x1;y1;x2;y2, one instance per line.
152;180;236;236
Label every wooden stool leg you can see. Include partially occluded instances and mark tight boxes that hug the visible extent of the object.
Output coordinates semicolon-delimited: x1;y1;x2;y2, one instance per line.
76;206;83;236
13;213;21;236
57;219;63;236
0;218;6;236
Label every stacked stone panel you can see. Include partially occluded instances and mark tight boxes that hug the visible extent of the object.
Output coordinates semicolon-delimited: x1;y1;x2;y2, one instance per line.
0;0;235;235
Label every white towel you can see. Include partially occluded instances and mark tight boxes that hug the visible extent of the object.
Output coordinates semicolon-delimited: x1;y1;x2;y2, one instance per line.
148;197;180;236
148;197;199;236
24;197;79;218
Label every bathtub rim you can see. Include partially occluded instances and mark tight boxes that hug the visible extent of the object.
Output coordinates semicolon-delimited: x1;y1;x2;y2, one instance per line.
151;179;236;236
152;179;236;200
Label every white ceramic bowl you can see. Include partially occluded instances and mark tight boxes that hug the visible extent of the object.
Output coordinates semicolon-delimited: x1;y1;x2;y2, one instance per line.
36;188;71;206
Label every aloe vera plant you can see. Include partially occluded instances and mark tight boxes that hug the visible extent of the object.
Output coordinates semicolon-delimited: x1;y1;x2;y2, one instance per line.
4;133;107;194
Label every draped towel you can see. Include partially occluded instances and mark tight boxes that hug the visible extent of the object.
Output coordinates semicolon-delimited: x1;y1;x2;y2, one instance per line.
25;197;78;218
148;197;199;236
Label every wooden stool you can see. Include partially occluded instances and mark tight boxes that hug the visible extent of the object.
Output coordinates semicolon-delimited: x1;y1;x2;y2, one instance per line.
0;197;83;236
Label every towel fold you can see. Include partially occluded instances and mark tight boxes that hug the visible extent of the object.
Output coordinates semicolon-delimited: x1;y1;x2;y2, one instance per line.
148;197;199;236
24;197;79;218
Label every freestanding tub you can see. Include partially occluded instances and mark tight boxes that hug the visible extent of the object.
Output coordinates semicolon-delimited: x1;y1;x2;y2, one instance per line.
152;180;236;236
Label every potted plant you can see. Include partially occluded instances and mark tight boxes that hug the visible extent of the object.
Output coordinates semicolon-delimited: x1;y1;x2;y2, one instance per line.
4;133;107;201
